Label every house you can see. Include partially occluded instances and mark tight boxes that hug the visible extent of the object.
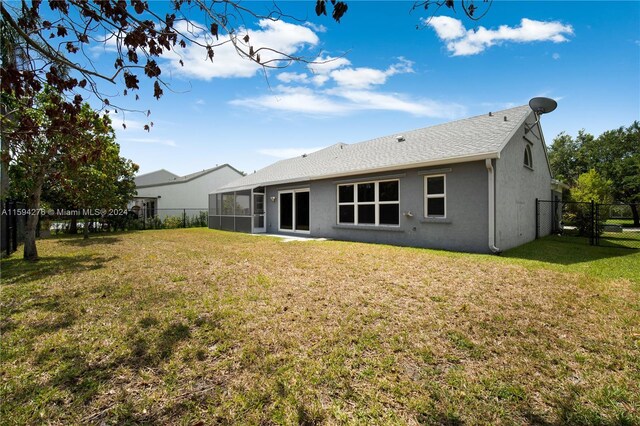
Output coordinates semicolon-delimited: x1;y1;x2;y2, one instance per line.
132;164;243;218
209;105;558;253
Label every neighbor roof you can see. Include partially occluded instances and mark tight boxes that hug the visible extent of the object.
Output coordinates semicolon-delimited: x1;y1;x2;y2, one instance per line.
216;105;533;192
136;164;242;189
134;169;179;187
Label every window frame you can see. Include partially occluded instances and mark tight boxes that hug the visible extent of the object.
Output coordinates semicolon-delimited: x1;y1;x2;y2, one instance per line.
424;174;447;219
336;179;400;227
524;145;533;169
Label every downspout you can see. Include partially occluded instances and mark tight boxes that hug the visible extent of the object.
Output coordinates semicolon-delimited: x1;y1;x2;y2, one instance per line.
485;159;502;254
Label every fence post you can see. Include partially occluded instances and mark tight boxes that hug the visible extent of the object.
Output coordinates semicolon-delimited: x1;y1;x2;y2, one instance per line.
11;201;17;253
535;198;539;239
589;200;595;245
5;200;12;256
595;203;600;246
36;212;41;238
183;209;186;228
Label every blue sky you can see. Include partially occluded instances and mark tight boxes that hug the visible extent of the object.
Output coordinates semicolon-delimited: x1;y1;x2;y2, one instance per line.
87;1;639;176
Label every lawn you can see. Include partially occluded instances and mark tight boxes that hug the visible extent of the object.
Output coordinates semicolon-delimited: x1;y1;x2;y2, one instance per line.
1;229;638;425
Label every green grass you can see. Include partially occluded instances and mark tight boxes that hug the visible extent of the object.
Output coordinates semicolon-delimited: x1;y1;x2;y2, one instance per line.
500;235;640;283
605;218;637;227
1;229;639;424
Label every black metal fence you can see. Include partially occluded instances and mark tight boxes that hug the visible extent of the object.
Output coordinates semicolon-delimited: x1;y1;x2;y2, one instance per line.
1;200;27;256
537;199;640;249
41;207;208;236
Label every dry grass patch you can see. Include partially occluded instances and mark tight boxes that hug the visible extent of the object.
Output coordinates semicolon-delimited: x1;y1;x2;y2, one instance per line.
1;229;639;425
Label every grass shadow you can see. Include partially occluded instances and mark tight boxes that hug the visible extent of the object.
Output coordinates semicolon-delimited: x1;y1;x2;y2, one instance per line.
57;236;123;247
124;319;192;370
501;235;640;282
0;254;117;285
5;319;194;424
503;235;638;266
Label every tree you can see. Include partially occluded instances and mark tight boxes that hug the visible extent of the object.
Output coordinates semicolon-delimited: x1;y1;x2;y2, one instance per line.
44;111;138;239
571;169;613;205
568;169;612;236
548;123;639;226
584;122;640;225
547;132;585;186
6;90;122;259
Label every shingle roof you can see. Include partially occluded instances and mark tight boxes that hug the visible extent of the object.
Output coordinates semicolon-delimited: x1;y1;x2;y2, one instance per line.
134;169;179;187
217;105;533;192
136;164;242;188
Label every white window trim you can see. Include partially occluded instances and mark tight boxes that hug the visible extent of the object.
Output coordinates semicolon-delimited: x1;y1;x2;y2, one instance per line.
524;145;534;169
278;188;310;234
424;174;446;219
336;179;400;227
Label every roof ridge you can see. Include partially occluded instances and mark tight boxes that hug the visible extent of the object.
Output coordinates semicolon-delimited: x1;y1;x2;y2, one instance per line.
215;104;534;193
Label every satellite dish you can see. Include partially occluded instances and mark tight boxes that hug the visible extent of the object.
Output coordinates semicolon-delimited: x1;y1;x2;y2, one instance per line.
529;97;557;115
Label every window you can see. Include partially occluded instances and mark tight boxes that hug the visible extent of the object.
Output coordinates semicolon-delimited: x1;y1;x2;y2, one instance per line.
524;145;533;168
337;180;400;226
424;175;446;218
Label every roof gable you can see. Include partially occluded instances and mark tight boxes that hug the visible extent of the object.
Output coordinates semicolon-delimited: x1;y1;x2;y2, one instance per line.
134;169;179;187
136;164;242;188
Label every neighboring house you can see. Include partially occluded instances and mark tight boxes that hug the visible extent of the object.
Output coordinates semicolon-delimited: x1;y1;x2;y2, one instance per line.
209;105;558;253
132;165;243;218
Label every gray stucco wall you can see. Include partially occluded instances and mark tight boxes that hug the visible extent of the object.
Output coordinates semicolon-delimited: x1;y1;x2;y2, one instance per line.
263;161;490;253
495;116;553;250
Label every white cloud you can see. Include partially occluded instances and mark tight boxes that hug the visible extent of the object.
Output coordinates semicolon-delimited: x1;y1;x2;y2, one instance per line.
232;55;461;118
308;55;351;75
330;67;390;89
166;19;319;80
330;58;414;89
311;75;330;86
427;17;574;56
552;52;561;60
231;85;464;119
329;89;464;118
277;72;309;84
89;35;119;58
303;22;327;33
428;16;466;40
230;85;351;115
258;147;324;158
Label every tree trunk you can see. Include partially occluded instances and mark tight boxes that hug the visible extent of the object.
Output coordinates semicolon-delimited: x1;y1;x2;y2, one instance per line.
23;172;45;261
631;204;639;227
1;100;10;202
83;217;89;239
69;216;78;234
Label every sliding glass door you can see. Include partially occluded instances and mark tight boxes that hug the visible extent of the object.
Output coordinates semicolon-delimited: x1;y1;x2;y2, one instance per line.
278;189;310;233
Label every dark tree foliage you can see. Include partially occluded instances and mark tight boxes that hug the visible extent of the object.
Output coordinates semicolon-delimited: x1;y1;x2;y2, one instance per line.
548;122;640;225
